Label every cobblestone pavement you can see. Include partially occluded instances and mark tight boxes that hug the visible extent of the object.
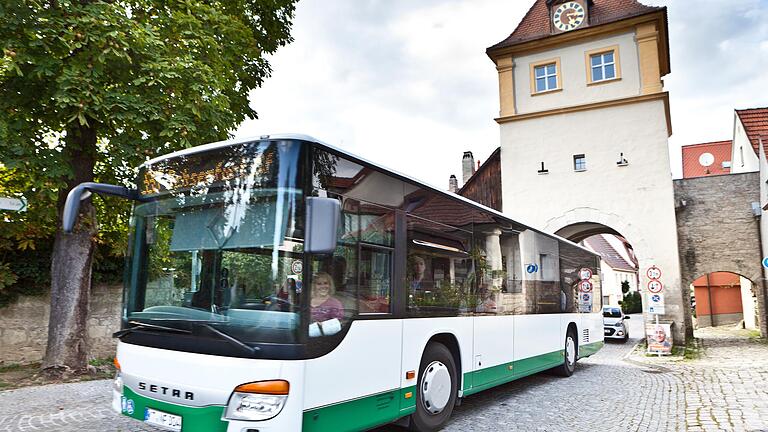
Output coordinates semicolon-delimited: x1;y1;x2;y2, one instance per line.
1;317;767;432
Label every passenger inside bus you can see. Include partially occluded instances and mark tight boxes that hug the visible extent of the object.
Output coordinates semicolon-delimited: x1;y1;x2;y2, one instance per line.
310;272;344;323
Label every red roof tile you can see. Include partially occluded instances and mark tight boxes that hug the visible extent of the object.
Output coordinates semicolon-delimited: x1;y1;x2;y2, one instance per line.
584;234;635;272
681;140;732;179
736;108;768;160
488;0;663;52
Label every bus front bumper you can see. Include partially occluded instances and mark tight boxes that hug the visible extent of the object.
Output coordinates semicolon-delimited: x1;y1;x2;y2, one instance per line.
112;341;305;432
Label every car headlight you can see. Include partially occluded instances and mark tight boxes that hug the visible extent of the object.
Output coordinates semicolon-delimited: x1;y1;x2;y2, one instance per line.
225;380;289;421
615;322;624;327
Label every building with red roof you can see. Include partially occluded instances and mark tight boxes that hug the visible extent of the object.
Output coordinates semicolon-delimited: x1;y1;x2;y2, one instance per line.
681;140;732;179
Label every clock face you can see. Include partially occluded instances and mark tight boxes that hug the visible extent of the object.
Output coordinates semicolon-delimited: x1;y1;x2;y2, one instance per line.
553;2;586;32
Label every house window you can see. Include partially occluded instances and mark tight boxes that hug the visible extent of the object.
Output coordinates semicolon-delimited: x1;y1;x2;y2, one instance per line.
574;154;586;171
529;58;561;94
585;46;621;85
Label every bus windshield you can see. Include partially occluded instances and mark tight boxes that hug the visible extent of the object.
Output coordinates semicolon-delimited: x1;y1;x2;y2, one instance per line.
124;140;306;347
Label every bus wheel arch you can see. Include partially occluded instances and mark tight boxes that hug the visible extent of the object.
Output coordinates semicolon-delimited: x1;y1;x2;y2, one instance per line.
426;333;462;385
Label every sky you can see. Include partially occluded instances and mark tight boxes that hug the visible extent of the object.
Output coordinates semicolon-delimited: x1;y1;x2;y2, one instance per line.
235;0;768;187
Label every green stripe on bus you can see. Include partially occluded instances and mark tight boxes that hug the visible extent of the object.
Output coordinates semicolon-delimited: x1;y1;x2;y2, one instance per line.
121;386;228;432
462;349;564;396
302;387;415;432
579;341;604;357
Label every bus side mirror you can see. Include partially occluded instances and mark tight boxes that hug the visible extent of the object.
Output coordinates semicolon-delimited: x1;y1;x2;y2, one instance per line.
305;197;340;254
63;182;144;233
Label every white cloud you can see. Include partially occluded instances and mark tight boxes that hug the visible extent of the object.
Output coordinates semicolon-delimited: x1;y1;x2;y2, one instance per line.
237;0;768;183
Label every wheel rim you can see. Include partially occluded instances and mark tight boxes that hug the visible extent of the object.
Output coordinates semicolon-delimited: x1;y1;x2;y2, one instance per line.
566;336;576;367
420;360;452;414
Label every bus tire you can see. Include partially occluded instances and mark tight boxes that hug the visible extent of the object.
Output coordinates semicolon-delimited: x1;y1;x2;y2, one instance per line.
553;329;577;377
409;342;458;432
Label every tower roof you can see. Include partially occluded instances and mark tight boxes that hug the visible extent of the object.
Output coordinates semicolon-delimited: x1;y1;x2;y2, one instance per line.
735;107;768;159
487;0;664;53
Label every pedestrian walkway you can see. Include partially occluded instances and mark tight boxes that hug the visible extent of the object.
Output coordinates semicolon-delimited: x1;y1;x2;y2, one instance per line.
677;326;768;432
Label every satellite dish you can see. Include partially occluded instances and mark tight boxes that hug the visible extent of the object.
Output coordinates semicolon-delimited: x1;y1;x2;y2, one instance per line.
698;152;715;167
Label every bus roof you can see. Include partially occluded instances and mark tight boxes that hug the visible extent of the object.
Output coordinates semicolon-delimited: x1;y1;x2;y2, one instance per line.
140;134;597;256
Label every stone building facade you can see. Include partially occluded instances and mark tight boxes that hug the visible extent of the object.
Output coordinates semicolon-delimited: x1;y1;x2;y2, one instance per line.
674;172;767;337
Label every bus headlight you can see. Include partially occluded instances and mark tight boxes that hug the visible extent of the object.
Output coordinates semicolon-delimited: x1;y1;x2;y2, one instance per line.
113;372;123;395
225;380;289;421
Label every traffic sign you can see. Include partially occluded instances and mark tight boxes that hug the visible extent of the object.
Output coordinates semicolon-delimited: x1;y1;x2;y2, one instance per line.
646;266;662;280
763;257;768;269
648;280;663;293
0;197;27;212
291;260;303;275
648;304;665;315
579;280;593;293
578;268;593;281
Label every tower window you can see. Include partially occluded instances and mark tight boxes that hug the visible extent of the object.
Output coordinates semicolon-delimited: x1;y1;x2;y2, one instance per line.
574;154;586;171
585;46;621;85
530;58;561;94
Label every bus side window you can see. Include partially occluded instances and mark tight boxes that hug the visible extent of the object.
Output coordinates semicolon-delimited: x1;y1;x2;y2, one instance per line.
358;247;392;314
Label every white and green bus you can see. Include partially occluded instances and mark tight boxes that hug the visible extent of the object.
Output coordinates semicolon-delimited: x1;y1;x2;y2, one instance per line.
64;134;604;432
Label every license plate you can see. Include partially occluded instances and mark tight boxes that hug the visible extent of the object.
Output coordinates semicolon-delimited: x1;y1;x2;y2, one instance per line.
144;408;182;431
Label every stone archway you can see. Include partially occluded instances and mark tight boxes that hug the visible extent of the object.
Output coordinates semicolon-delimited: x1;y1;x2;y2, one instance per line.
687;271;760;330
544;207;689;344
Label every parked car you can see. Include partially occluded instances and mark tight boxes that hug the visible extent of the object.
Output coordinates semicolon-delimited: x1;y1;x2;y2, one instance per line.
603;306;630;342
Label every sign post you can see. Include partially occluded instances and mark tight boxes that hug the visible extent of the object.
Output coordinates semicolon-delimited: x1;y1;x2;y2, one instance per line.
0;197;27;212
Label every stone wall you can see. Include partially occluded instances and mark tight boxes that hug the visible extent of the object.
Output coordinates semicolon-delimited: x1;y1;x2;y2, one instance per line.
674;172;766;337
0;284;122;365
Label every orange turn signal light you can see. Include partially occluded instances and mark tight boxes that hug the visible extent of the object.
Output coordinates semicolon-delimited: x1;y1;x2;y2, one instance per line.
113;357;121;371
405;370;416;380
234;380;290;395
404;392;413;399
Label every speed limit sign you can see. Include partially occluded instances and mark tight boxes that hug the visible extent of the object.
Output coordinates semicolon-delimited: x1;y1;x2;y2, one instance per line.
648;280;663;293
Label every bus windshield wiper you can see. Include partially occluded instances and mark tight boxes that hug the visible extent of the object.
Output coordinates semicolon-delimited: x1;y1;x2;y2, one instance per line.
113;321;192;338
193;322;259;355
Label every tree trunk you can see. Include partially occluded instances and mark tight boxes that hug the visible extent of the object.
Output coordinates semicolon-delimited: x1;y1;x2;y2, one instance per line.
42;122;98;377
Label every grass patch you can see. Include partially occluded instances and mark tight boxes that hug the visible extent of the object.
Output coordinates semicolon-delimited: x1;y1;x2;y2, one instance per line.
0;363;23;373
88;357;114;368
682;337;702;361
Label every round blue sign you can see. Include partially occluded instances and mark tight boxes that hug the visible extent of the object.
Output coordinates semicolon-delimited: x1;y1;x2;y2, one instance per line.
762;257;768;269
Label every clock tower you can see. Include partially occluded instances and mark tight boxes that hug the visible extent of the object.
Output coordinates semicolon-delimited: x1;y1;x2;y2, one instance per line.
486;0;690;343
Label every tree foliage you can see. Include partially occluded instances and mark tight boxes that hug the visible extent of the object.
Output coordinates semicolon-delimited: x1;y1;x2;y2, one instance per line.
0;0;297;296
0;0;298;372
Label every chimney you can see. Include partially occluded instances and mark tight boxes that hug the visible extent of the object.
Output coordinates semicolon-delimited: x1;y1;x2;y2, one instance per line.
462;151;475;184
448;175;458;193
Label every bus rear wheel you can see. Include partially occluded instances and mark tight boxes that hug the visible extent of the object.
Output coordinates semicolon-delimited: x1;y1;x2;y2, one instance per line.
409;342;457;432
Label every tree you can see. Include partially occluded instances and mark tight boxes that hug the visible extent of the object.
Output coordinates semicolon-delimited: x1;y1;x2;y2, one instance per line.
0;0;297;376
621;280;630;294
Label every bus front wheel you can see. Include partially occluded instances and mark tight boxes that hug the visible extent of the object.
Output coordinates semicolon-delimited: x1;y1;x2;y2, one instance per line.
410;342;458;432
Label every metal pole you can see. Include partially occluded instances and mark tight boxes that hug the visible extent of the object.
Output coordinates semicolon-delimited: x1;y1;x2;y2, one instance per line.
706;273;715;327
